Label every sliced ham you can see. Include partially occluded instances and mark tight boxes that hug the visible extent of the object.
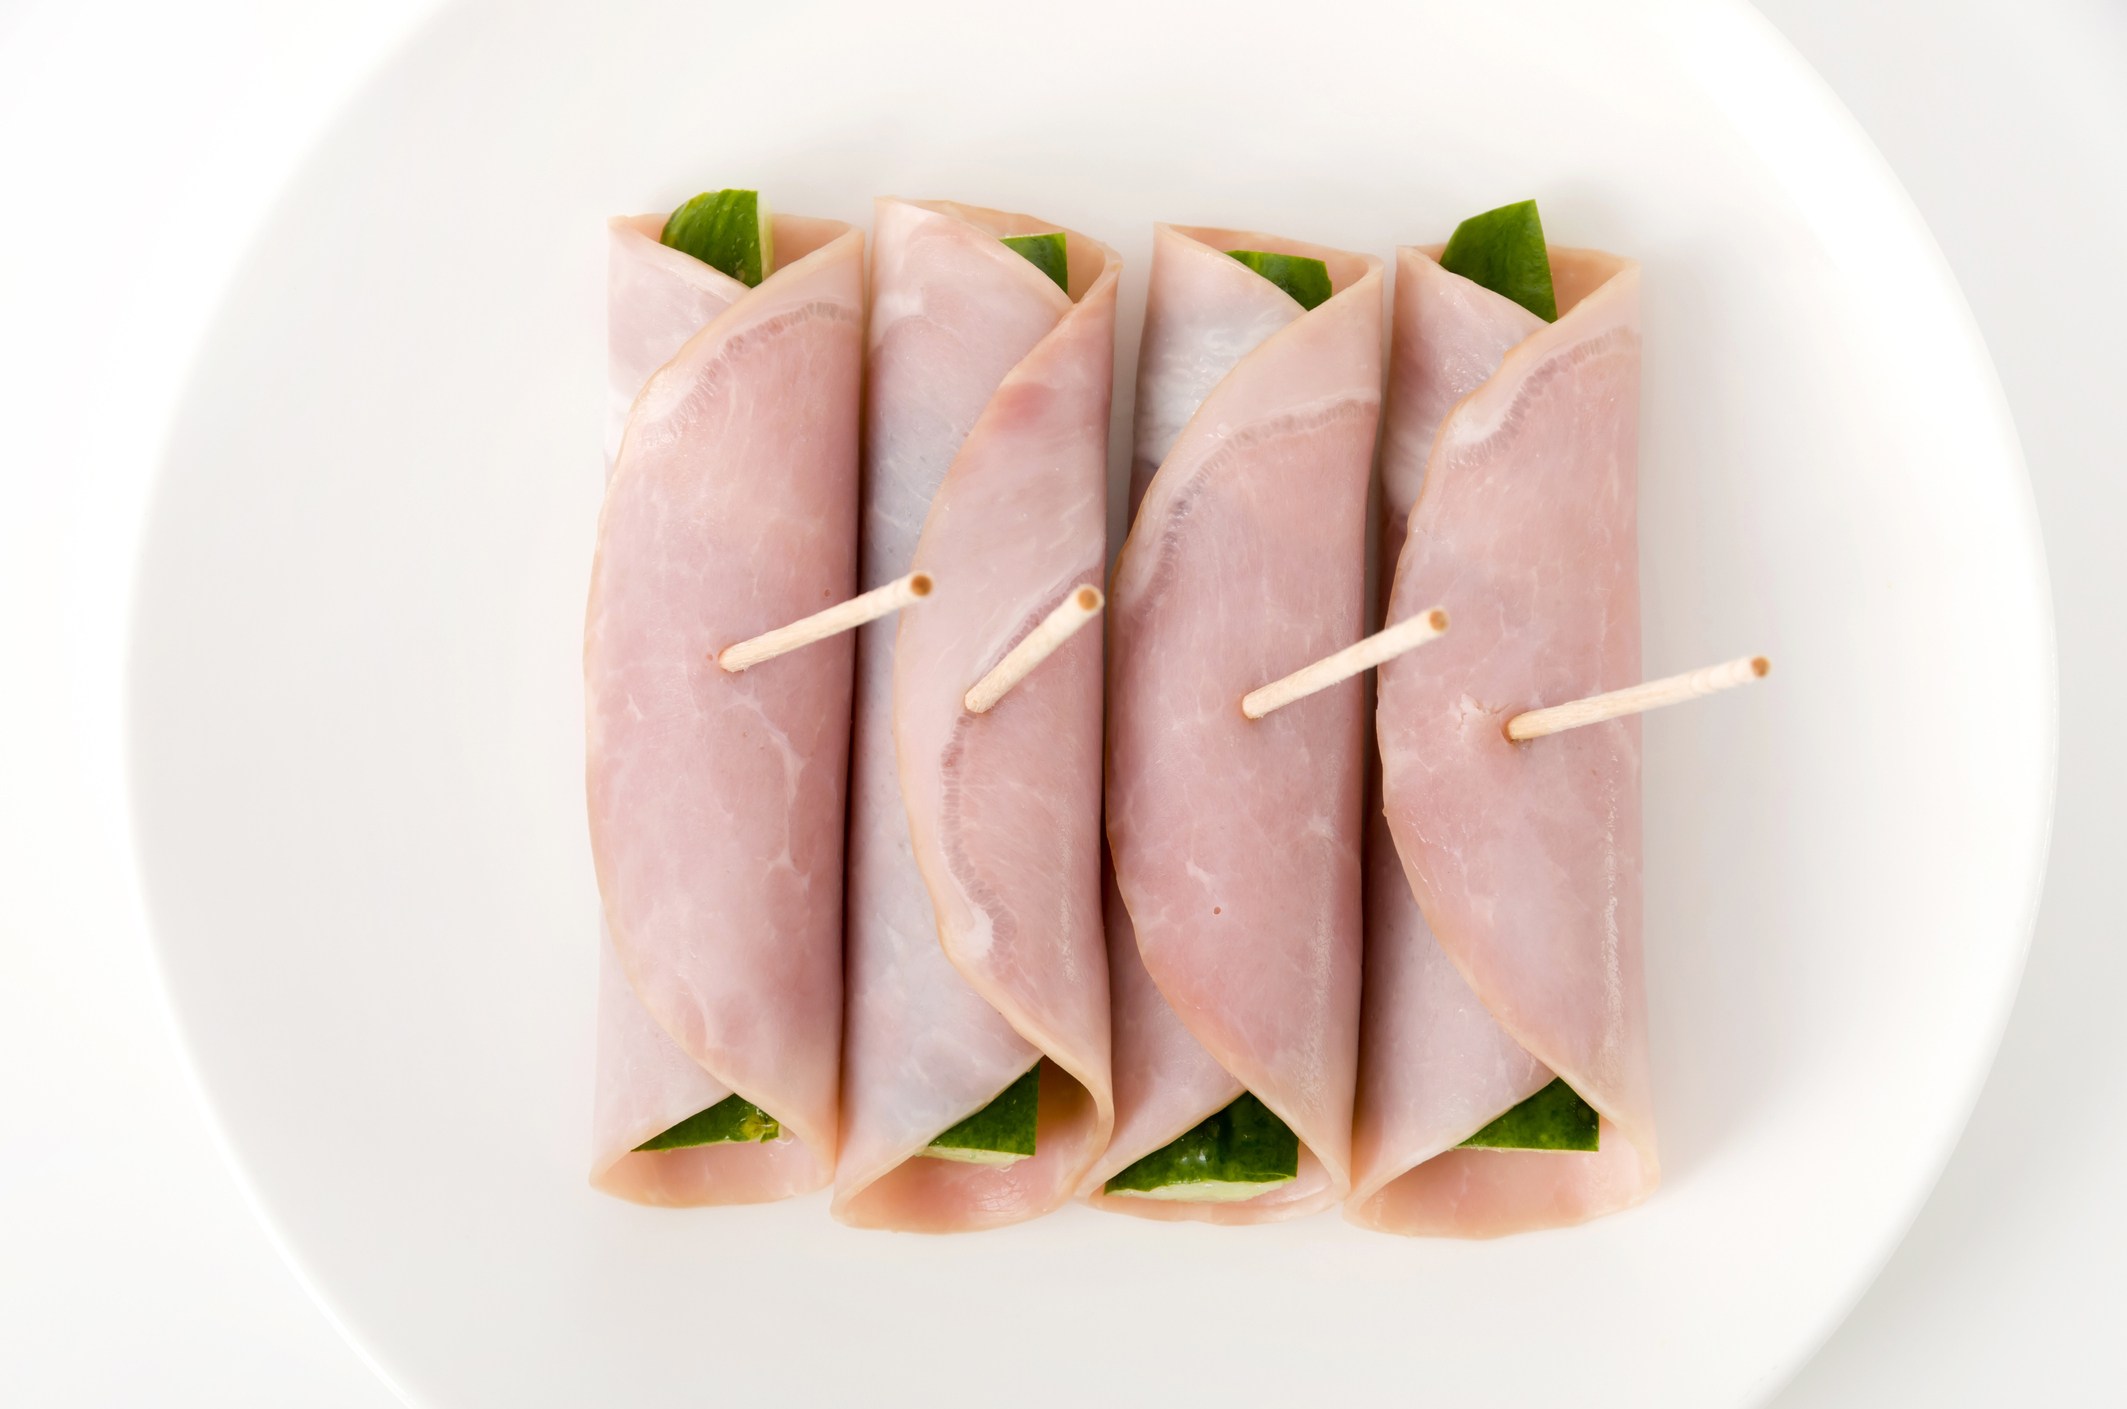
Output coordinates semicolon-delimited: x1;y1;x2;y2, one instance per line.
1126;227;1303;518
602;214;740;470
1350;243;1657;1238
1095;225;1381;1223
589;215;744;1202
585;212;864;1204
834;199;1117;1231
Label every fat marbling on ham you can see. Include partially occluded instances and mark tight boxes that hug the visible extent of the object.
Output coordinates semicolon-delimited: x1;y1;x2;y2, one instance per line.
1349;241;1656;1237
833;199;1117;1232
585;211;863;1205
1091;225;1381;1223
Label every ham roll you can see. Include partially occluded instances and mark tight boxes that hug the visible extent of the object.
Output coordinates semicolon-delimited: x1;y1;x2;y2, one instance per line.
833;198;1118;1232
1091;225;1382;1223
1349;240;1656;1237
585;209;864;1205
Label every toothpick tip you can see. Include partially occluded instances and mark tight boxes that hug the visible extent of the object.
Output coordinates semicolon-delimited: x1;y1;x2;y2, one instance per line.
908;573;933;597
1427;608;1448;631
961;583;1106;715
1751;656;1770;677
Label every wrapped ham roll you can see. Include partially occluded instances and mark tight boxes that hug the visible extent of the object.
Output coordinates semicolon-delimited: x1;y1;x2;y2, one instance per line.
585;207;864;1205
1349;237;1656;1237
1090;225;1382;1223
833;199;1118;1232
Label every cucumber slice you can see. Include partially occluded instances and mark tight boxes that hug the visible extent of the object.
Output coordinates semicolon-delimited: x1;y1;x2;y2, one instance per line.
660;188;774;287
1458;1076;1599;1151
1001;231;1069;293
1438;199;1557;322
1104;1091;1299;1202
1224;249;1333;312
922;1061;1042;1166
633;1093;779;1150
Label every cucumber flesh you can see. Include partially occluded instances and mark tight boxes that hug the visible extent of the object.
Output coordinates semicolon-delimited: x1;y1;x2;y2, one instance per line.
1458;1076;1600;1151
922;1060;1041;1166
1104;1091;1298;1201
1438;199;1557;322
1108;1179;1280;1203
634;1093;779;1150
1224;249;1332;311
1001;231;1069;293
660;188;774;287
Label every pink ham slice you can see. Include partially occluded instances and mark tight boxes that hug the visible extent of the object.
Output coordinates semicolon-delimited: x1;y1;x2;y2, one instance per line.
602;213;739;470
834;199;1117;1232
1089;848;1241;1190
1350;243;1656;1237
585;212;863;1204
589;215;744;1204
1095;225;1380;1223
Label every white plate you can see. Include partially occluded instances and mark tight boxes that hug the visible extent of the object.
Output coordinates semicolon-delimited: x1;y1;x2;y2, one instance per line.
126;0;2053;1403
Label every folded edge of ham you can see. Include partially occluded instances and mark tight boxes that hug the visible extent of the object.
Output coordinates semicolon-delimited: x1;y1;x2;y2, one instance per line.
585;213;864;1205
1095;224;1381;1224
590;214;745;1203
1350;243;1657;1238
834;199;1116;1231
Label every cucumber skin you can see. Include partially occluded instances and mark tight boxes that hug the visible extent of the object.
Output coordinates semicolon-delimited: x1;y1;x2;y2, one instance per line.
928;1061;1042;1158
1437;199;1558;323
1458;1076;1600;1151
1104;1091;1299;1195
634;1093;779;1150
660;189;767;287
1000;232;1069;293
1224;250;1333;312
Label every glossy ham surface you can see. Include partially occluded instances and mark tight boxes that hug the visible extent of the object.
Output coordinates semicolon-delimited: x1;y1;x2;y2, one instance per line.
1101;225;1381;1224
1078;851;1336;1220
1126;224;1305;518
585;214;864;1205
1077;851;1237;1192
1351;244;1657;1238
1351;249;1552;1221
601;214;741;470
588;215;740;1203
835;199;1116;1231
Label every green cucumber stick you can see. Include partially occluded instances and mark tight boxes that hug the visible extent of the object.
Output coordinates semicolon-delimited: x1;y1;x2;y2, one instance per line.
634;1092;780;1151
1224;249;1333;312
923;1060;1042;1166
1458;1076;1600;1152
1437;199;1557;322
1001;231;1070;292
660;189;774;287
1103;1091;1300;1202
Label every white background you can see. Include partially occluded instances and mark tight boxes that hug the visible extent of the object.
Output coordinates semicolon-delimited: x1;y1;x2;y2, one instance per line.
0;1;2118;1403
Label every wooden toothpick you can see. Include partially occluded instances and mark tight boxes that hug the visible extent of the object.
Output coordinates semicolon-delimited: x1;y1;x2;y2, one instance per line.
716;572;933;674
1241;607;1450;720
964;586;1105;714
1505;655;1770;741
